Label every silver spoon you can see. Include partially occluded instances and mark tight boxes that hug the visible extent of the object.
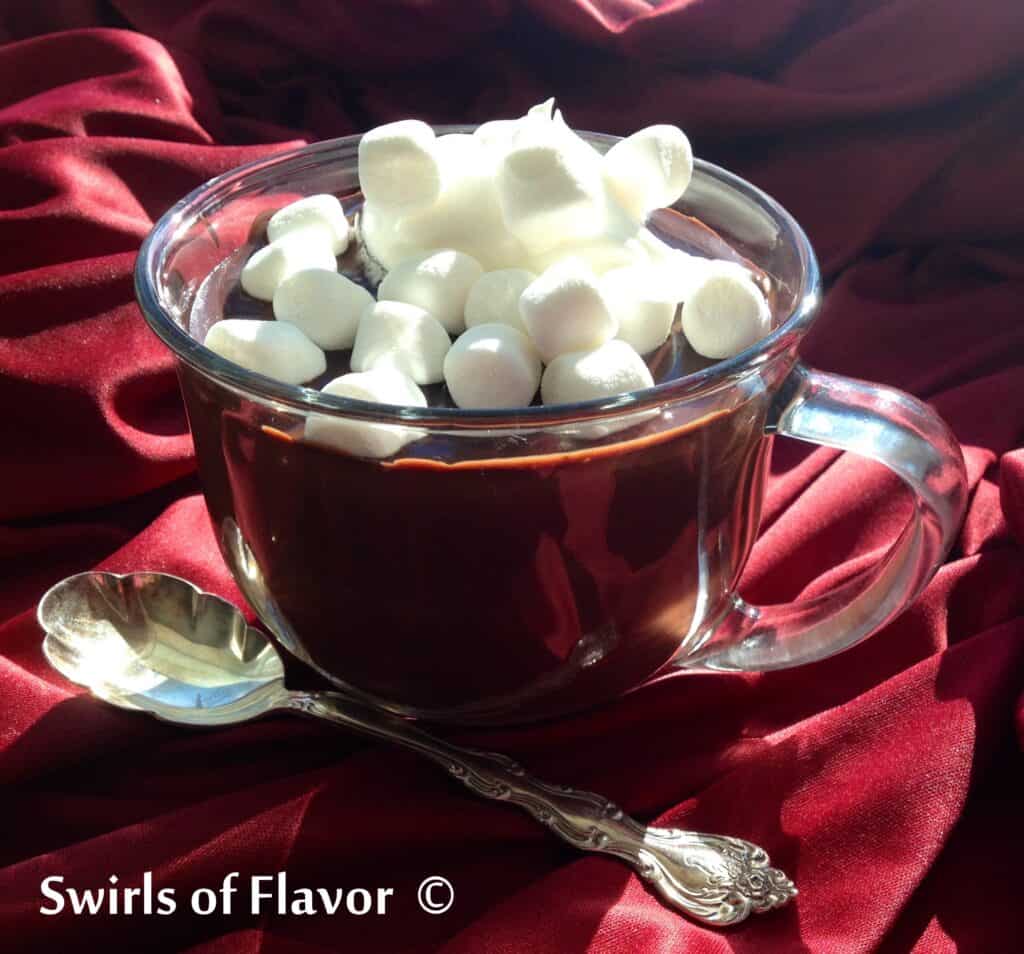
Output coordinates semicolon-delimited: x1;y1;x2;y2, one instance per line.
37;570;795;926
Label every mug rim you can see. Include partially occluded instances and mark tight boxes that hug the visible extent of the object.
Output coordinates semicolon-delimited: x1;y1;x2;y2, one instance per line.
134;128;822;428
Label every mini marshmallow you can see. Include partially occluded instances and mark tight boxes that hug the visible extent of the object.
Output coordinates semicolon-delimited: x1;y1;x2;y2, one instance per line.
518;258;618;363
358;202;427;273
634;226;677;266
541;339;654;406
377;249;484;335
391;135;530;271
680;271;771;359
350;300;451;385
272;269;373;350
358;120;442;213
635;230;737;302
473;118;521;149
305;369;426;460
443;323;541;409
203;319;325;384
529;233;648;276
436;132;490;173
600;265;677;355
603;125;693;222
464;268;536;333
496;121;606;255
526;97;557;122
240;229;337;301
267;194;350;254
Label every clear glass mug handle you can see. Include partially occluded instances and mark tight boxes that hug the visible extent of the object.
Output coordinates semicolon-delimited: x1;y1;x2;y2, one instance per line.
680;362;968;672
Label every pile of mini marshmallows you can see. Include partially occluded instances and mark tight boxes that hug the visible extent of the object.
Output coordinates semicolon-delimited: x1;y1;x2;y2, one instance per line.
203;100;771;457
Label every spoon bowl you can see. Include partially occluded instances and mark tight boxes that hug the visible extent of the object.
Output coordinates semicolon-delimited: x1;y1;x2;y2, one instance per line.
39;571;286;725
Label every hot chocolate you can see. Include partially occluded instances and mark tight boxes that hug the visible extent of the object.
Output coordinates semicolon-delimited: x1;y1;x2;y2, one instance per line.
180;206;775;722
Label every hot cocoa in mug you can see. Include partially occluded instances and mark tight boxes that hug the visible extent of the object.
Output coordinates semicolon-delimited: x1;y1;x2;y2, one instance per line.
136;126;967;725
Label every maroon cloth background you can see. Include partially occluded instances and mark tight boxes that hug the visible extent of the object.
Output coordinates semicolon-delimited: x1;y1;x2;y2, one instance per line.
1;2;1023;951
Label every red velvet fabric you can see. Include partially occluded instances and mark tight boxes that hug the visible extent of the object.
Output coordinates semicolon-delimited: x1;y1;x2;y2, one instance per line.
1;3;1022;951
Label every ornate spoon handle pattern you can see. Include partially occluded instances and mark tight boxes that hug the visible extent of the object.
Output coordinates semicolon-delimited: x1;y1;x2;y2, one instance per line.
290;691;796;926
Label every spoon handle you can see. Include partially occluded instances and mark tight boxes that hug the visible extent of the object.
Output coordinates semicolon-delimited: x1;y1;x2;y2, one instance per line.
287;691;795;926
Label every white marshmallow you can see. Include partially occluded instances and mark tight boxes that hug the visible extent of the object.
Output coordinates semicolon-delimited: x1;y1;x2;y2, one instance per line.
667;253;718;302
519;100;593;153
603;125;693;221
443;323;541;409
635;226;677;266
267;194;350;255
305;369;426;460
272;269;373;350
600;265;677;355
518;258;617;363
377;249;483;335
203;319;325;385
350;300;451;384
697;257;761;287
496;120;606;255
358;201;427;273
464;268;536;334
435;132;490;178
526;97;557;122
390;135;530;271
473;118;521;149
541;339;654;406
358;120;442;213
636;230;748;303
240;229;337;301
524;176;650;277
680;271;771;359
529;233;648;276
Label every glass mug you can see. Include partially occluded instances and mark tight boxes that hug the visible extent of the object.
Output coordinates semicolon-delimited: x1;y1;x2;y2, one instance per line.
135;128;967;726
